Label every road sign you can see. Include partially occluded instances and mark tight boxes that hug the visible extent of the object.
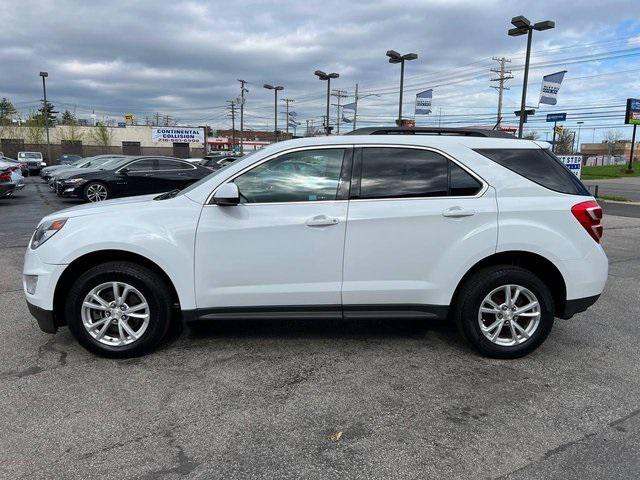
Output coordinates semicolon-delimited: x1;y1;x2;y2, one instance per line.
625;98;640;125
546;113;566;122
554;125;564;135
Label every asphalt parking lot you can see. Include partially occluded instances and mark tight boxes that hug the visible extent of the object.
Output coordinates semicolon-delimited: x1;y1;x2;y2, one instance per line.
1;177;640;479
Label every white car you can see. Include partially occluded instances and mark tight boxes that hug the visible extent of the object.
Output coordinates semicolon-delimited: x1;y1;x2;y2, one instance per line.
23;127;608;358
18;151;46;174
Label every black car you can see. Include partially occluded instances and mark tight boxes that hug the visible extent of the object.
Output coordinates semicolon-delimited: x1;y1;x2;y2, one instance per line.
58;154;83;165
56;156;212;202
199;154;239;171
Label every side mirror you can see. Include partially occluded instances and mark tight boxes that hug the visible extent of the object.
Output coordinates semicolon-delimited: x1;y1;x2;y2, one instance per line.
213;182;240;206
119;167;129;175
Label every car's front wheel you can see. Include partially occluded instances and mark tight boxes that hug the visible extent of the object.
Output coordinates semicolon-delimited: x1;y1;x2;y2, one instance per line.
454;266;554;359
83;181;109;202
65;261;172;357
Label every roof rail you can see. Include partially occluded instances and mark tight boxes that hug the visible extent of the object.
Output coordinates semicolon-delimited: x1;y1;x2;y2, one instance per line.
345;126;515;139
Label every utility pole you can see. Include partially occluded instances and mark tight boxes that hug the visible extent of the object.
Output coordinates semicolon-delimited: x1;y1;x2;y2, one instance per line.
227;101;236;152
39;72;51;164
155;112;160;127
238;79;247;154
353;83;359;131
331;89;348;134
282;98;294;137
490;57;512;128
306;119;309;137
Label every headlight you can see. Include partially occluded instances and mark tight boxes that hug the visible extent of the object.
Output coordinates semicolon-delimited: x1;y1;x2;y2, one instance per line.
31;218;67;249
64;178;85;184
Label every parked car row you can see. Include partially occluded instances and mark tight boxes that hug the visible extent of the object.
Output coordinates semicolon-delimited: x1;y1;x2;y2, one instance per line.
41;154;217;202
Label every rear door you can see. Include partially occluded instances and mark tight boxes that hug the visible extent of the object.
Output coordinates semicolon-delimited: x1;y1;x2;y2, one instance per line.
156;158;199;190
342;146;498;314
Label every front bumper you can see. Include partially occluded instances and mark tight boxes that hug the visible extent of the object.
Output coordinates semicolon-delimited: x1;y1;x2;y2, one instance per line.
0;182;16;197
27;301;57;333
56;182;83;197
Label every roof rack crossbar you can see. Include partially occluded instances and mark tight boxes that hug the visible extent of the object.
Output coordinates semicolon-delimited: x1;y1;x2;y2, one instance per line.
345;127;514;138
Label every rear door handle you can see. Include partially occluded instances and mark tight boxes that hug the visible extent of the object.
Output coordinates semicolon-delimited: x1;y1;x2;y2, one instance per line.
442;207;476;218
306;214;340;227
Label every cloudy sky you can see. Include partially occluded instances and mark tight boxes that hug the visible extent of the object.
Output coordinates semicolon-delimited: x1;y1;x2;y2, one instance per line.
0;0;638;141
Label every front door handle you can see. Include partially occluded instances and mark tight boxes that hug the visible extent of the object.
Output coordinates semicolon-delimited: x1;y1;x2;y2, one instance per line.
306;214;340;227
442;207;476;218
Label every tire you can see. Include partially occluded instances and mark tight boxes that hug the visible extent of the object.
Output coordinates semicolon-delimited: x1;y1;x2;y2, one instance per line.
65;261;172;357
83;181;109;202
454;266;554;359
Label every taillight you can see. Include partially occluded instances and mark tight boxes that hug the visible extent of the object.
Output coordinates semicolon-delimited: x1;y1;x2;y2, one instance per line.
571;201;603;243
0;170;11;182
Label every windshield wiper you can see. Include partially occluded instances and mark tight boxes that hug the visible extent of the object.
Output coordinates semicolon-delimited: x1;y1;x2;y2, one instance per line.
154;189;181;200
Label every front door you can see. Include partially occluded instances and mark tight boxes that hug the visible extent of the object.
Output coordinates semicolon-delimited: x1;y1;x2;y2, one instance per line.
115;158;159;195
194;147;352;313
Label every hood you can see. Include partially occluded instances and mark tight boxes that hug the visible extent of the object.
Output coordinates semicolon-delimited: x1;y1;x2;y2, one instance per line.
45;193;161;220
56;167;105;180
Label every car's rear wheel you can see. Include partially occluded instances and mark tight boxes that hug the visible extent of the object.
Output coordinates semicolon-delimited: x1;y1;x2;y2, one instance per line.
454;266;554;359
65;262;172;357
84;181;109;202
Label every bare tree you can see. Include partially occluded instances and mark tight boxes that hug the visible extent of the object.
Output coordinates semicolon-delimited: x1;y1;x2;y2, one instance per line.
603;130;626;156
56;123;85;143
523;131;539;140
555;129;575;155
24;113;45;144
90;124;113;152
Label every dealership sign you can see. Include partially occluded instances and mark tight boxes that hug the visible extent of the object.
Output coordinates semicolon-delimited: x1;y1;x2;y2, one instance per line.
152;127;204;143
557;155;582;179
625;98;640;125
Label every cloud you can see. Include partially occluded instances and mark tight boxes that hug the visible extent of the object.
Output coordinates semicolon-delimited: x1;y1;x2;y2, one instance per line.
0;0;637;137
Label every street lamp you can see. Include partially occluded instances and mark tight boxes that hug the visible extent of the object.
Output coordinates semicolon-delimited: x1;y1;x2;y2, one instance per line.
575;121;584;154
263;84;284;142
314;70;339;135
508;16;555;138
39;71;51;163
386;50;418;126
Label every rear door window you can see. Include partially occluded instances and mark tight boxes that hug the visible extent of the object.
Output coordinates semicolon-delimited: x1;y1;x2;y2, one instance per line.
359;147;448;199
474;148;589;195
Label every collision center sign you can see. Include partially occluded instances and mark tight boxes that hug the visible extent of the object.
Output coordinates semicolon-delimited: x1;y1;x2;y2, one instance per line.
152;127;204;143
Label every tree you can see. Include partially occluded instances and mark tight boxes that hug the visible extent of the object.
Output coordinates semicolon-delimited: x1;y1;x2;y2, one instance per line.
56;123;84;143
523;131;539;140
554;129;575;155
24;112;45;144
35;100;58;124
604;130;626;156
0;98;17;125
60;109;77;126
90;123;113;152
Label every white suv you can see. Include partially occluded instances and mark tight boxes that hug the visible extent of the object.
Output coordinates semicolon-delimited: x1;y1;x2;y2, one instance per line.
23;128;608;358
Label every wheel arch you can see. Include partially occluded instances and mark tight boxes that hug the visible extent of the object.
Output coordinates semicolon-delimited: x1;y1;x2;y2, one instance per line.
53;249;181;327
451;250;568;318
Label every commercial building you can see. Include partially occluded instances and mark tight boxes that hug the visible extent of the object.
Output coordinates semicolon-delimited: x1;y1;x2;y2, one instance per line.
0;125;206;164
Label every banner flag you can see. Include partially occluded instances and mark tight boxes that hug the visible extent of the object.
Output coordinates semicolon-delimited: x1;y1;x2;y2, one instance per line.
288;111;298;117
343;102;357;111
342;114;353;123
539;71;567;106
415;89;432;115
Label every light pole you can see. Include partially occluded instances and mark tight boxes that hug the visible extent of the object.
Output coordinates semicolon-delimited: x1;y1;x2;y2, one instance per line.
39;71;51;163
386;50;418;126
263;84;284;142
576;121;584;154
314;70;339;135
508;16;555;138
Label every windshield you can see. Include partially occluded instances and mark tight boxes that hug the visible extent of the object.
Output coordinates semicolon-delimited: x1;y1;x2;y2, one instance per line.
70;158;87;166
81;156;123;169
19;152;42;159
178;151;256;197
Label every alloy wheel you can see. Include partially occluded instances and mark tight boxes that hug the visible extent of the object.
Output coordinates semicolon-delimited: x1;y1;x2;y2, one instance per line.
81;281;150;347
477;284;541;347
86;183;108;202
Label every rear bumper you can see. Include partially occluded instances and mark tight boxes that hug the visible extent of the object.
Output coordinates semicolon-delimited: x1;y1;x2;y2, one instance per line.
27;301;57;333
558;294;600;319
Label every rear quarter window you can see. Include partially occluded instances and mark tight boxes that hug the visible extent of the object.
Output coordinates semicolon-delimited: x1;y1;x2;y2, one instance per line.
474;148;589;195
